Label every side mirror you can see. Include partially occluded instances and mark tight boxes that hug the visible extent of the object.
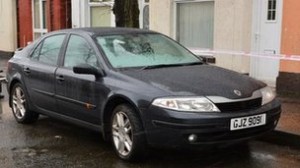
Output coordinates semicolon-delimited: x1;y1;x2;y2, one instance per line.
198;55;216;64
73;64;104;78
188;48;216;64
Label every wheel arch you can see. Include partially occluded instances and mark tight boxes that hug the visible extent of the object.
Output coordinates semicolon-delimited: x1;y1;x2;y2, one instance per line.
101;94;144;140
8;78;22;107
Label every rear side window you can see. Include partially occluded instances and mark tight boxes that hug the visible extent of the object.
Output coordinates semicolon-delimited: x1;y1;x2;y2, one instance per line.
31;34;66;65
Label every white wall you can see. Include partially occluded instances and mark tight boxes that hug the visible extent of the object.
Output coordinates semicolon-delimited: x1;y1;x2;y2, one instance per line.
149;0;253;73
149;0;173;37
214;0;252;73
0;0;17;52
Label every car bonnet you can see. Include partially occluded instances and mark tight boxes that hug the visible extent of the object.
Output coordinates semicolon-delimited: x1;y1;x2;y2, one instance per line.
120;65;266;99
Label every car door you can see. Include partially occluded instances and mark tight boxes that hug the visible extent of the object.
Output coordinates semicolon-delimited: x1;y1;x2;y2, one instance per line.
22;34;66;112
55;34;108;124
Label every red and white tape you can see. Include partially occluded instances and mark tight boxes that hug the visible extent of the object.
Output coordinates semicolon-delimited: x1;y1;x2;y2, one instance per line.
188;48;300;62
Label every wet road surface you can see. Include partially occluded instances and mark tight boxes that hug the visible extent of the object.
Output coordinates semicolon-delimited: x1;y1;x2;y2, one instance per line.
1;85;300;168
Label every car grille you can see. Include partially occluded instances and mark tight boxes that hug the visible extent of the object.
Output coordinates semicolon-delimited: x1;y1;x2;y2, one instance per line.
215;98;262;112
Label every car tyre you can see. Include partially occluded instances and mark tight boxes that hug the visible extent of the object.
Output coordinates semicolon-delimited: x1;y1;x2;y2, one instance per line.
111;104;147;161
10;83;39;124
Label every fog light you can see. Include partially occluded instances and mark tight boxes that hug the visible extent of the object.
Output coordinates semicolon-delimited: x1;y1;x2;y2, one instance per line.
188;134;197;142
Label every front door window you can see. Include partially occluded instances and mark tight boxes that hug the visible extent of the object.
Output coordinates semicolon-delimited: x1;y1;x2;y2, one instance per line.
63;35;99;68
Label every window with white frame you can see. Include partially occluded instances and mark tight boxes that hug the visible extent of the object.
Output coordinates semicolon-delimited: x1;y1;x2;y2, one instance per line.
32;0;48;39
267;0;276;21
73;0;148;28
176;1;214;49
142;0;149;29
88;0;114;27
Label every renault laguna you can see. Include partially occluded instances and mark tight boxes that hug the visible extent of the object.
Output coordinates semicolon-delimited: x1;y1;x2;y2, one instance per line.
6;28;281;161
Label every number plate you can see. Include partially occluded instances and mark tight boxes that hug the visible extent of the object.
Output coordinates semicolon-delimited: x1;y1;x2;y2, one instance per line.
230;114;266;131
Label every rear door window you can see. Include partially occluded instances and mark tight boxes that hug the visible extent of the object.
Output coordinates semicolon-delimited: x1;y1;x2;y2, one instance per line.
31;34;66;65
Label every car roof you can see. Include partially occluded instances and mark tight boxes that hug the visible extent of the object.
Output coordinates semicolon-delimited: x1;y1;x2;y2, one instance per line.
50;27;158;36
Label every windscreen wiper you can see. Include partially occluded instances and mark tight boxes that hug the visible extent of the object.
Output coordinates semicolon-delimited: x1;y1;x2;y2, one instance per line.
181;62;203;66
140;62;203;70
140;64;180;70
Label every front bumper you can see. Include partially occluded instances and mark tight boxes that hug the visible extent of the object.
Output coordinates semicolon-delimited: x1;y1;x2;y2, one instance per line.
141;99;281;148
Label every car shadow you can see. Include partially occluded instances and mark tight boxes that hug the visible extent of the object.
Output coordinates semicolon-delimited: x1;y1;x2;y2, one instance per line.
18;116;253;168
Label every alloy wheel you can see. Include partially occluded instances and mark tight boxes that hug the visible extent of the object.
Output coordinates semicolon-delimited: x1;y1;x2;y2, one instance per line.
12;86;26;120
112;111;133;156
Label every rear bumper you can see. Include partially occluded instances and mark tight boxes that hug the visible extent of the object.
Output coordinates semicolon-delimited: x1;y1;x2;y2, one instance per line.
142;99;281;148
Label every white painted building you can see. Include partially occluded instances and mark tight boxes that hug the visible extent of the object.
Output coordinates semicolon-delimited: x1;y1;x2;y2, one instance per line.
0;0;17;54
149;0;282;86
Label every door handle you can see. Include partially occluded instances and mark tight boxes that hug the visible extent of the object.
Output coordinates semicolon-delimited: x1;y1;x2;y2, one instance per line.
23;67;31;74
56;75;65;82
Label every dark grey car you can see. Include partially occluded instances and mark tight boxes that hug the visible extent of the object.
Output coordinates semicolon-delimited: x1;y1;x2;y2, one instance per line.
6;28;281;161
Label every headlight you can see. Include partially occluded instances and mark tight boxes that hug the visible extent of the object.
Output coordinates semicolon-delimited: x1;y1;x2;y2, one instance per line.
152;97;220;112
261;87;276;105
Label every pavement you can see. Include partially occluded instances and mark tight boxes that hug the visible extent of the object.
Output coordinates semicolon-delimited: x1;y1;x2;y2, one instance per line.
259;96;300;149
277;97;300;134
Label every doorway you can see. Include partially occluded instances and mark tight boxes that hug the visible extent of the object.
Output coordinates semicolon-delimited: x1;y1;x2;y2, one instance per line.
250;0;283;86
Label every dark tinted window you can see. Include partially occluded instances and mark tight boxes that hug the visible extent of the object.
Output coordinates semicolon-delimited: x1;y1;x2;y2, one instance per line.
64;35;98;68
31;34;65;65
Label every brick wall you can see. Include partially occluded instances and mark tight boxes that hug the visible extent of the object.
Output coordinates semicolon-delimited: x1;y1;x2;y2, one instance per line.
18;0;33;48
17;0;71;47
277;0;300;96
48;0;72;31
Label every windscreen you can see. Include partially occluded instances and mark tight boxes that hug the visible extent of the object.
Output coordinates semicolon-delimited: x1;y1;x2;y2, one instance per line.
96;33;200;68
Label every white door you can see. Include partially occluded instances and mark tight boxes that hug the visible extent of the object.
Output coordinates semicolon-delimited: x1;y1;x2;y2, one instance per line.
250;0;283;86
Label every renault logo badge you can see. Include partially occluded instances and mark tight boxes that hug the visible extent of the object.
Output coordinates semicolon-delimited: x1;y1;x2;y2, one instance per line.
234;90;242;96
